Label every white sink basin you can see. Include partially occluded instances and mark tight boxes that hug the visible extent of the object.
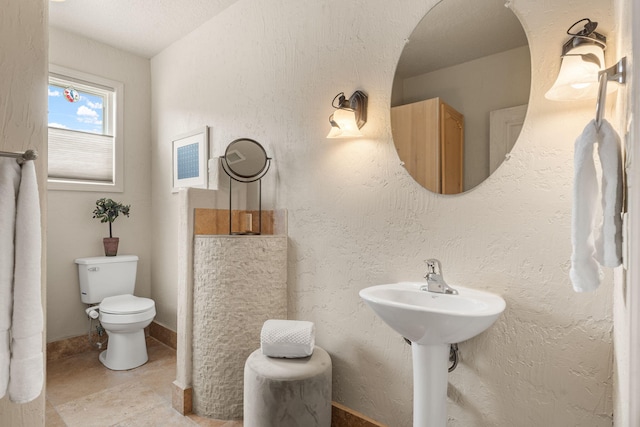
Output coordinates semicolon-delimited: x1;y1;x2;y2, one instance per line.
359;281;506;345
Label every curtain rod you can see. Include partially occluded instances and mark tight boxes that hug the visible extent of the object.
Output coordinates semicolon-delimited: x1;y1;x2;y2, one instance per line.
0;149;38;164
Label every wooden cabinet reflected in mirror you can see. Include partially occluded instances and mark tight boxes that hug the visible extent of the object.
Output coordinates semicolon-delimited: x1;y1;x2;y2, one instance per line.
391;98;464;194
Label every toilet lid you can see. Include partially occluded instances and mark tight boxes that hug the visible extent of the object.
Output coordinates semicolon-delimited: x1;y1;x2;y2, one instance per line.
100;294;155;314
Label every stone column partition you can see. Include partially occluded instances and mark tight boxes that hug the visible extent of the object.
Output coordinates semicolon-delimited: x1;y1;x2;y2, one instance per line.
191;235;287;419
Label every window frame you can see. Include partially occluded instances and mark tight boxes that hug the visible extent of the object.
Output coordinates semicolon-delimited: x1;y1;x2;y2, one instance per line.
47;64;124;192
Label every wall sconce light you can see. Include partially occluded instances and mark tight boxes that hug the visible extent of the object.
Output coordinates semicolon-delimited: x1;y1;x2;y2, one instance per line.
545;18;611;101
327;90;368;138
546;18;627;129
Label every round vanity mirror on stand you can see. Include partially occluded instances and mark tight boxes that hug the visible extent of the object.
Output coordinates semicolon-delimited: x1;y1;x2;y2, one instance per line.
221;138;271;235
391;0;531;195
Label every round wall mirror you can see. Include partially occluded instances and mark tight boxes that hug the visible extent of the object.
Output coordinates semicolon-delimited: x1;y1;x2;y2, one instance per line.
391;0;531;194
223;138;270;181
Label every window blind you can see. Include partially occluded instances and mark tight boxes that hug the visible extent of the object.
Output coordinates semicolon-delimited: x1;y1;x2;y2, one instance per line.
48;127;114;182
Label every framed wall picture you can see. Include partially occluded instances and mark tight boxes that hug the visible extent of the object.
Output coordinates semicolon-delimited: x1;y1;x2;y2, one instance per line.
172;126;209;192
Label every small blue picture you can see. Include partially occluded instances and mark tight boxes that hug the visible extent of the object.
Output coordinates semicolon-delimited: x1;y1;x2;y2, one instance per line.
172;126;208;192
177;143;199;179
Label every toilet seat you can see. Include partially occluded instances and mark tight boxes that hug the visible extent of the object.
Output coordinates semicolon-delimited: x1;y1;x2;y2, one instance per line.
100;294;155;315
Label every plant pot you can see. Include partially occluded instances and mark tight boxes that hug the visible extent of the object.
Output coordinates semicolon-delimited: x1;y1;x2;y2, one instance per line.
103;237;119;257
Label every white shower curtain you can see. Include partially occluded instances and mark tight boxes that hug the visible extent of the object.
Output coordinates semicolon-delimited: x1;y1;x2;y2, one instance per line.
0;157;43;403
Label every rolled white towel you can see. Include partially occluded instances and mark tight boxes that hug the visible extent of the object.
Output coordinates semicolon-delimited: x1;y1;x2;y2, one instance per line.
260;319;315;358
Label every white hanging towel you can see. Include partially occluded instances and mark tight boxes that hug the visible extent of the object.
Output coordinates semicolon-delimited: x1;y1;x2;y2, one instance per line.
570;119;623;292
8;159;43;403
0;158;21;399
594;120;624;267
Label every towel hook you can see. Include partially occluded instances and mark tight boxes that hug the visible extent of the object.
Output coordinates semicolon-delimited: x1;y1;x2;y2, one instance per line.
595;57;627;129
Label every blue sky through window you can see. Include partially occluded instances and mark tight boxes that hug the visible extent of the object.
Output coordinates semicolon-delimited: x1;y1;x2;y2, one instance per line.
48;84;105;134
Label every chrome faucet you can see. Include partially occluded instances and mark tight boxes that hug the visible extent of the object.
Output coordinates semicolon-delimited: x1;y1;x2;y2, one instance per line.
422;259;458;295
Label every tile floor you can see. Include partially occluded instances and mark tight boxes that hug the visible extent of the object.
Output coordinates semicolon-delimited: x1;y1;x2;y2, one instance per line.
46;338;243;427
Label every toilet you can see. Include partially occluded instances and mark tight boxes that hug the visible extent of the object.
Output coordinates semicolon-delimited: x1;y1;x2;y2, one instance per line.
75;255;156;371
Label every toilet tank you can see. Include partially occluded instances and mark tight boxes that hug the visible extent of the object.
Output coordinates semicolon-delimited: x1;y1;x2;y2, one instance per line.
75;255;139;304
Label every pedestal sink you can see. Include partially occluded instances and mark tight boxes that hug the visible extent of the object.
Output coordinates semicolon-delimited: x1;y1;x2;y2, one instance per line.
359;282;505;427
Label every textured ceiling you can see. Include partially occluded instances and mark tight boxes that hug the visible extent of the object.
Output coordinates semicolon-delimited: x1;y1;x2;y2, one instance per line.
395;0;529;78
49;0;240;58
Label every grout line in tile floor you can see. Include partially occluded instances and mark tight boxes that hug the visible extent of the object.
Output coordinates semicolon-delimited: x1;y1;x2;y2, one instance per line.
46;337;242;427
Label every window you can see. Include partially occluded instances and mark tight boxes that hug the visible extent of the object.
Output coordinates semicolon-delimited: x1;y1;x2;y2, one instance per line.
48;64;123;192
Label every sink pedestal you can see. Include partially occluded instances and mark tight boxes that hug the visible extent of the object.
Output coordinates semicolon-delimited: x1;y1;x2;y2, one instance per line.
359;282;506;427
412;343;449;427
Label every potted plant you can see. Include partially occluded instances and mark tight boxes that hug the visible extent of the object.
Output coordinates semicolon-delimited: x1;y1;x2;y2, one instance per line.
93;198;131;256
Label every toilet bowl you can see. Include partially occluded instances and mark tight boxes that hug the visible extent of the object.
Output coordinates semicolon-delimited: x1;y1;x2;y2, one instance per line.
75;255;156;371
97;294;156;370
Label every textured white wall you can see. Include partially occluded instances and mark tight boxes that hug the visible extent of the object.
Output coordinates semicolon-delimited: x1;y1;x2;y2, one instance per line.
0;0;47;424
151;0;616;424
47;28;152;342
192;236;287;419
